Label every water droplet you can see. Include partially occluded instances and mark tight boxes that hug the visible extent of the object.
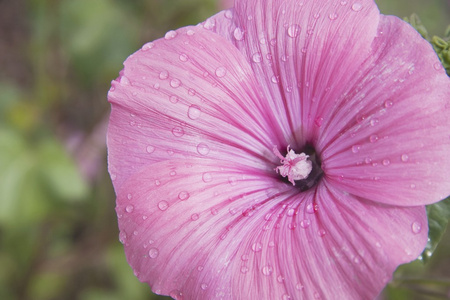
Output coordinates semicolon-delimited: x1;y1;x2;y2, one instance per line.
384;100;393;108
178;191;190;201
188;105;201;119
262;265;273;276
215;67;227;78
318;229;326;237
313;12;320;19
306;203;315;214
287;24;301;38
170;78;181;88
241;254;249;261
158;201;169;211
351;3;363;11
224;10;233;19
300;219;311;228
340;0;348;5
271;75;279;83
282;294;291;300
252;52;262;63
382;159;391;166
146;145;155;153
197;143;210;156
401;154;409;162
211;208;218;215
411;221;422;234
169;170;176;176
202;172;212;182
288;223;297;230
351;145;361;153
188;88;196;96
328;13;338;20
148;247;159;258
228;176;237;186
169;290;183;299
159;70;169;80
110;173;117;181
172;126;185;137
127;193;133;200
119;231;127;244
186;29;195;36
201;283;208;290
165;30;177;40
410;183;416;189
169;95;179;104
370;118;379;126
125;205;134;213
120;76;130;85
314;116;324;127
155;179;161;186
233;27;245;40
240;266;249;273
191;213;199;221
277;275;285;283
296;283;304;290
252;242;262;252
203;18;215;30
287;208;295;217
179;53;189;62
369;135;379;143
142;42;154;51
434;62;443;70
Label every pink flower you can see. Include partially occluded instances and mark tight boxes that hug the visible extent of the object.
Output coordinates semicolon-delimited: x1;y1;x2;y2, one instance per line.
107;0;450;299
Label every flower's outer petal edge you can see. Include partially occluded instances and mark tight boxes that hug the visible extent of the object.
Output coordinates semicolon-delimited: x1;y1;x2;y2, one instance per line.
116;160;427;299
320;15;450;206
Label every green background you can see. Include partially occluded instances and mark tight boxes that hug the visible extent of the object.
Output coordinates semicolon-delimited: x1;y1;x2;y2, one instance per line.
0;0;449;299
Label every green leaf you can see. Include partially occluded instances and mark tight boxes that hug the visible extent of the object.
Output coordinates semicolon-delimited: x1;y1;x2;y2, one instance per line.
422;197;450;263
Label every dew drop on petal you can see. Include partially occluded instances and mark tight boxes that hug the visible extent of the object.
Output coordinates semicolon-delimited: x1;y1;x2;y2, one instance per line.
296;283;304;290
201;283;208;290
148;247;159;258
287;208;295;217
252;242;262;252
300;219;311;228
252;52;262;63
178;191;190;201
146;145;155;153
159;70;169;80
215;67;227;78
369;135;379;143
233;27;245;40
127;193;133;200
351;145;361;153
179;53;189;62
287;24;301;38
434;62;443;70
191;213;199;221
240;266;249;273
172;126;185;137
401;154;409;162
384;100;393;108
169;95;179;104
158;201;169;211
351;3;363;11
165;30;177;39
125;205;134;213
224;10;233;19
197;143;210;156
306;203;315;214
282;294;291;300
186;29;195;36
318;229;326;237
202;172;212;182
188;105;201;120
141;42;154;51
382;159;391;166
411;221;422;234
328;13;338;20
262;265;273;276
170;78;181;88
119;231;127;244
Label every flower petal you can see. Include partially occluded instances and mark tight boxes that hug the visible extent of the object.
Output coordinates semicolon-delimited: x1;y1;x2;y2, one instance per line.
116;159;427;299
320;15;450;206
206;0;381;146
107;26;281;190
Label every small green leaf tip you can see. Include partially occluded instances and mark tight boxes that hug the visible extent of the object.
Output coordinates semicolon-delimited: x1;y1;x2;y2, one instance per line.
421;197;450;264
403;13;429;40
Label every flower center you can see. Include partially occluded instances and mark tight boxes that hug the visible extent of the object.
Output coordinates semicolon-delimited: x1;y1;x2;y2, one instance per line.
273;145;323;191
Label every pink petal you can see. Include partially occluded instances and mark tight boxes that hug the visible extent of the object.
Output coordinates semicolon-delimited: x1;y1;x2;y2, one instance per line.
320;16;450;206
116;160;427;299
108;26;283;190
206;0;381;146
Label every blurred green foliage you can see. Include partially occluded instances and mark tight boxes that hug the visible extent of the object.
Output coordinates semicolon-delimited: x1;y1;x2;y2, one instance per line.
0;0;448;300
